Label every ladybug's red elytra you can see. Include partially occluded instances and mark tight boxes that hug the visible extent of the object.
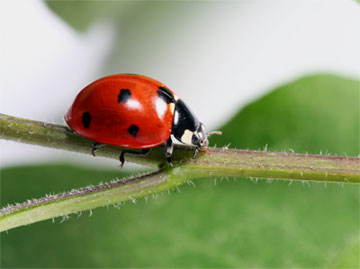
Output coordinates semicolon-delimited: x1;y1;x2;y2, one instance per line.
65;74;220;167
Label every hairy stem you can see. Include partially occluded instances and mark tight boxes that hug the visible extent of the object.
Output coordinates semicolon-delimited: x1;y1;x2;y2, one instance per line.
1;113;359;231
1;113;359;182
0;169;187;232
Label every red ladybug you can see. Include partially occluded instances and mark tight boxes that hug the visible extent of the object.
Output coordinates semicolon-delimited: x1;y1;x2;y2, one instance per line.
65;74;219;167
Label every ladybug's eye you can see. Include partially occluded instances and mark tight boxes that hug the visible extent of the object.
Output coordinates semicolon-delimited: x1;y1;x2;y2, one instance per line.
192;134;200;145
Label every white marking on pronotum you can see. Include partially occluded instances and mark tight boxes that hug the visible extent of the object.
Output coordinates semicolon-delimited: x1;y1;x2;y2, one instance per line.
155;98;167;119
173;110;179;125
169;102;175;114
181;129;194;144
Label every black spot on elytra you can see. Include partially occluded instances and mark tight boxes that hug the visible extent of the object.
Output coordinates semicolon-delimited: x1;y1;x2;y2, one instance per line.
158;87;174;104
118;89;131;103
159;86;174;98
128;124;139;137
82;112;91;129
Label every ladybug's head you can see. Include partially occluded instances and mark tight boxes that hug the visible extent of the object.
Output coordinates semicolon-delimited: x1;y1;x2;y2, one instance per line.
190;124;222;149
190;123;208;148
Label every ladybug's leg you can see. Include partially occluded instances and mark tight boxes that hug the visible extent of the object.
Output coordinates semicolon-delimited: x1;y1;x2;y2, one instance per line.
91;142;103;156
119;148;151;168
193;146;200;159
165;137;174;167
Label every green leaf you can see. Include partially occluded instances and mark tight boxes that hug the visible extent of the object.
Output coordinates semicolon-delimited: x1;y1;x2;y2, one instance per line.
210;73;359;156
331;236;360;268
1;74;359;267
45;1;132;31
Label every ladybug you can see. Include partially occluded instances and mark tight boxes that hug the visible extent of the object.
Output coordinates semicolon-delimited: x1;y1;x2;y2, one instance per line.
65;74;220;167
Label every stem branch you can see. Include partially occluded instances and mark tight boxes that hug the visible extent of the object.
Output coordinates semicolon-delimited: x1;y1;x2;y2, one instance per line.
1;113;359;231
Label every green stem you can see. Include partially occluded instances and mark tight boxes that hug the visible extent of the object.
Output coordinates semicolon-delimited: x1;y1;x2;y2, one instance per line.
0;113;359;231
0;169;187;232
1;113;358;182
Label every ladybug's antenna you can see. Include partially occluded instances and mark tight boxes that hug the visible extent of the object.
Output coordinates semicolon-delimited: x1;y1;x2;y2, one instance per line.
206;131;222;137
201;131;222;156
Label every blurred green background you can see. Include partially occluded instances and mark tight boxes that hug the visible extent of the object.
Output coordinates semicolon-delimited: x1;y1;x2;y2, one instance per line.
1;1;360;268
2;74;359;268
